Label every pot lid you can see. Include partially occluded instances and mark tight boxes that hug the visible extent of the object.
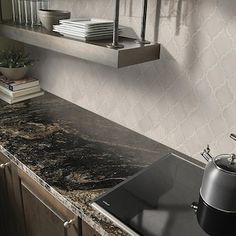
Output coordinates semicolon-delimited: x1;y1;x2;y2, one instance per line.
214;154;236;174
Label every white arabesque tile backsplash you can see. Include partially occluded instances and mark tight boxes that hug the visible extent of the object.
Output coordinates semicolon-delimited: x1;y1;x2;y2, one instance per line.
28;0;236;162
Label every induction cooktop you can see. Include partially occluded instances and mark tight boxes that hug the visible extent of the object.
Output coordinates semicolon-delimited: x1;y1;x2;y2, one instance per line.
92;153;208;236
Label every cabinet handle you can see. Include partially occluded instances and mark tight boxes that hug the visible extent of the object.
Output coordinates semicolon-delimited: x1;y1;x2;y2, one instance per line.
0;162;11;169
63;219;75;229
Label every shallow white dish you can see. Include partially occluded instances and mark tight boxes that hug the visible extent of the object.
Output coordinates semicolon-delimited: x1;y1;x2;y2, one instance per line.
53;28;114;38
53;25;114;35
59;18;114;28
53;18;124;41
62;33;113;41
55;25;114;32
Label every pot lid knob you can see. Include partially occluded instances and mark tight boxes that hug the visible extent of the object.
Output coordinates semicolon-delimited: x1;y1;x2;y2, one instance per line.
229;154;236;165
215;154;236;174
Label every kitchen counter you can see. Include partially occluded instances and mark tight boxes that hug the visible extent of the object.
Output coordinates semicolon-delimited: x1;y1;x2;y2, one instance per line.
0;92;204;235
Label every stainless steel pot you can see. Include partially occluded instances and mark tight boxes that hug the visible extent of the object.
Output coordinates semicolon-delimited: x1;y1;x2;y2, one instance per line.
201;149;236;213
196;134;236;236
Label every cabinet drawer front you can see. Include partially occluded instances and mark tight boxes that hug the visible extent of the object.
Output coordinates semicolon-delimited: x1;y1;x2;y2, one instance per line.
22;183;67;236
18;169;82;236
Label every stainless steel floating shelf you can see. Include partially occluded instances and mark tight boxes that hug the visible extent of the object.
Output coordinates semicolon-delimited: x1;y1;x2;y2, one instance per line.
0;22;160;68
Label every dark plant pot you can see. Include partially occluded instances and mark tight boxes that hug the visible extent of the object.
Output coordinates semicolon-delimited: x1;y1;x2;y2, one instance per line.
0;66;29;80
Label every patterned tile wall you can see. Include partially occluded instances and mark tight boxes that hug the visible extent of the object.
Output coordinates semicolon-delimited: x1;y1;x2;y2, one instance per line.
28;0;236;162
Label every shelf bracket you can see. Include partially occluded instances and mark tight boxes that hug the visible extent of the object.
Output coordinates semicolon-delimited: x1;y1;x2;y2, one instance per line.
136;0;150;45
107;0;124;49
0;0;2;23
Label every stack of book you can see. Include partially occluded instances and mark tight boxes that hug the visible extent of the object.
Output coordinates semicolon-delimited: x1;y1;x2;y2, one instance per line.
0;75;44;104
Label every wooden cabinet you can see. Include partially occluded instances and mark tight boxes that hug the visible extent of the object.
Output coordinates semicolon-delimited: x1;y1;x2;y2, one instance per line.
16;167;82;236
0;150;101;236
82;221;100;236
0;152;11;236
0;151;82;236
0;152;20;236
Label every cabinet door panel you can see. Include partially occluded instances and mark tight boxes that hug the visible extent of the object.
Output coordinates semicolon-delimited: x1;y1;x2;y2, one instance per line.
19;171;81;236
11;164;27;236
0;154;17;236
0;159;9;236
22;183;65;236
82;221;100;236
0;152;82;236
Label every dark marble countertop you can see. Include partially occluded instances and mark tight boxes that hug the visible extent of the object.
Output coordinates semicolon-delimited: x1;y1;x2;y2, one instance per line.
0;92;204;235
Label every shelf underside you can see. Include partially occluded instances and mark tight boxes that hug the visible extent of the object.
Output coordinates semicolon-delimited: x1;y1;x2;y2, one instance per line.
0;22;160;68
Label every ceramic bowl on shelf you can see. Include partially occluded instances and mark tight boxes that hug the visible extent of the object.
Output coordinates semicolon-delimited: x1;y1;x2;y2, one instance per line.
38;10;71;31
0;66;29;80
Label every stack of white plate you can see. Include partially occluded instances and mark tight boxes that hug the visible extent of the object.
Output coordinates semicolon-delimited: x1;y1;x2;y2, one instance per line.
53;18;120;41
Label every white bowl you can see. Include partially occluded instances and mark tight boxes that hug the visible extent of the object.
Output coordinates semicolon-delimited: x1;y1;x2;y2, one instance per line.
0;66;29;80
38;10;71;31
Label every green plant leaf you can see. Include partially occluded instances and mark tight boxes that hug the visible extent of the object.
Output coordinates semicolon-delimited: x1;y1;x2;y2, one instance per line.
0;48;35;68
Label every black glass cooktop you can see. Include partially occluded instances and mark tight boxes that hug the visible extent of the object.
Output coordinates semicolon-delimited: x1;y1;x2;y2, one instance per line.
92;153;208;236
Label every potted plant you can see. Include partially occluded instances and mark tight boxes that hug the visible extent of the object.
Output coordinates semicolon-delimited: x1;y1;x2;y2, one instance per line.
0;49;35;80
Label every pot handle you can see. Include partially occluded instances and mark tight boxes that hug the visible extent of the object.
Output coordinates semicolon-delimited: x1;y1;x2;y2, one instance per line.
201;145;213;162
191;202;198;213
230;133;236;142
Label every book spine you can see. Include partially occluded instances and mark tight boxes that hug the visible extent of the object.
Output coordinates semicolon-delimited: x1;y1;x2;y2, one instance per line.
9;85;14;91
0;81;12;91
10;81;39;91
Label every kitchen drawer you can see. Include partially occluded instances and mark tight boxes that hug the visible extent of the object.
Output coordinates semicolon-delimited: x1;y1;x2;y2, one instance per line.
17;168;82;236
